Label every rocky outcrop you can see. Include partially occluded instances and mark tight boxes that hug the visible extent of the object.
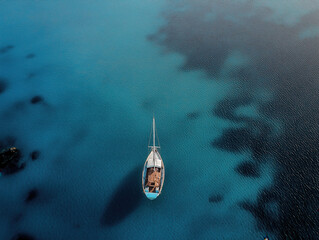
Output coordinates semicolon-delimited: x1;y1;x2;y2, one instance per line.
0;147;24;175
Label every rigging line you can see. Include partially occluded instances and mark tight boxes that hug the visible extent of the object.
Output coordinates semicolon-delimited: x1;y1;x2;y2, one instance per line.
156;125;160;148
154;125;159;172
148;126;152;156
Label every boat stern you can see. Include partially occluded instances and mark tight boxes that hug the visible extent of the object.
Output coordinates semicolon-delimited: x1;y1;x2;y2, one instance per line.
145;192;159;200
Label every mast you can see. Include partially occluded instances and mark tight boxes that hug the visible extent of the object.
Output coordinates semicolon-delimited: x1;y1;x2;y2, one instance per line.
153;116;156;150
152;116;156;170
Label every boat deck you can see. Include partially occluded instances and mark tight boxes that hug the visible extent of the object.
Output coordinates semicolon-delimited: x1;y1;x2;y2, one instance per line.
145;167;161;193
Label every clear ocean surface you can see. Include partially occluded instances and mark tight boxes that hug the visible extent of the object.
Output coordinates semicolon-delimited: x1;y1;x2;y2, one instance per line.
0;1;318;239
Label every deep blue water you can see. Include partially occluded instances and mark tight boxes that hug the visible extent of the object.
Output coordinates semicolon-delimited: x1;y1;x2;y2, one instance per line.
0;1;318;239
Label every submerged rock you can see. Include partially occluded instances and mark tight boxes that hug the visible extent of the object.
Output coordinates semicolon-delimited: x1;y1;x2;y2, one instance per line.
25;188;38;203
0;45;14;54
0;78;7;94
26;53;35;59
0;147;24;175
11;233;35;240
30;150;40;160
212;128;253;152
30;96;44;104
239;187;279;232
208;194;223;203
235;161;260;178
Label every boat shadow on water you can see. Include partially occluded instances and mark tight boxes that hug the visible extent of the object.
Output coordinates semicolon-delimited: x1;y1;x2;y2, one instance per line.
100;166;143;226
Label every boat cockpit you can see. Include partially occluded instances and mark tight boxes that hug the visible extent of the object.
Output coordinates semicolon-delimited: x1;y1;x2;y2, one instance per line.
145;167;161;193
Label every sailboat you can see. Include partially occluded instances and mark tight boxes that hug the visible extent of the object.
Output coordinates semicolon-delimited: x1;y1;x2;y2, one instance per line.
142;117;165;200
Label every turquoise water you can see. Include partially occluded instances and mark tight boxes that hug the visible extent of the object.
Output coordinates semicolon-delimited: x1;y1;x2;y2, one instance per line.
1;1;318;239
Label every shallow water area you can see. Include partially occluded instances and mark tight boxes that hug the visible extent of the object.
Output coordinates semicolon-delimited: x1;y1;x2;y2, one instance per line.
1;0;319;240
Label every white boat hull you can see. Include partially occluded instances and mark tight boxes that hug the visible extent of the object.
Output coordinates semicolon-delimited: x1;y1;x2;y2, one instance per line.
142;149;165;200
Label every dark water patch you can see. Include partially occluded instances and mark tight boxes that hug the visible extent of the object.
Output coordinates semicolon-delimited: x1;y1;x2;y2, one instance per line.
30;151;40;161
100;166;142;226
273;141;319;239
214;95;271;158
229;67;255;82
0;45;14;54
249;121;270;159
11;233;35;240
213;94;253;122
239;188;279;232
264;201;279;219
30;96;44;104
151;1;319;238
25;188;38;203
25;53;35;59
235;161;260;178
208;194;223;203
239;188;280;233
0;78;8;94
211;128;253;152
258;188;278;204
2;160;25;175
186;111;200;120
239;200;278;233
